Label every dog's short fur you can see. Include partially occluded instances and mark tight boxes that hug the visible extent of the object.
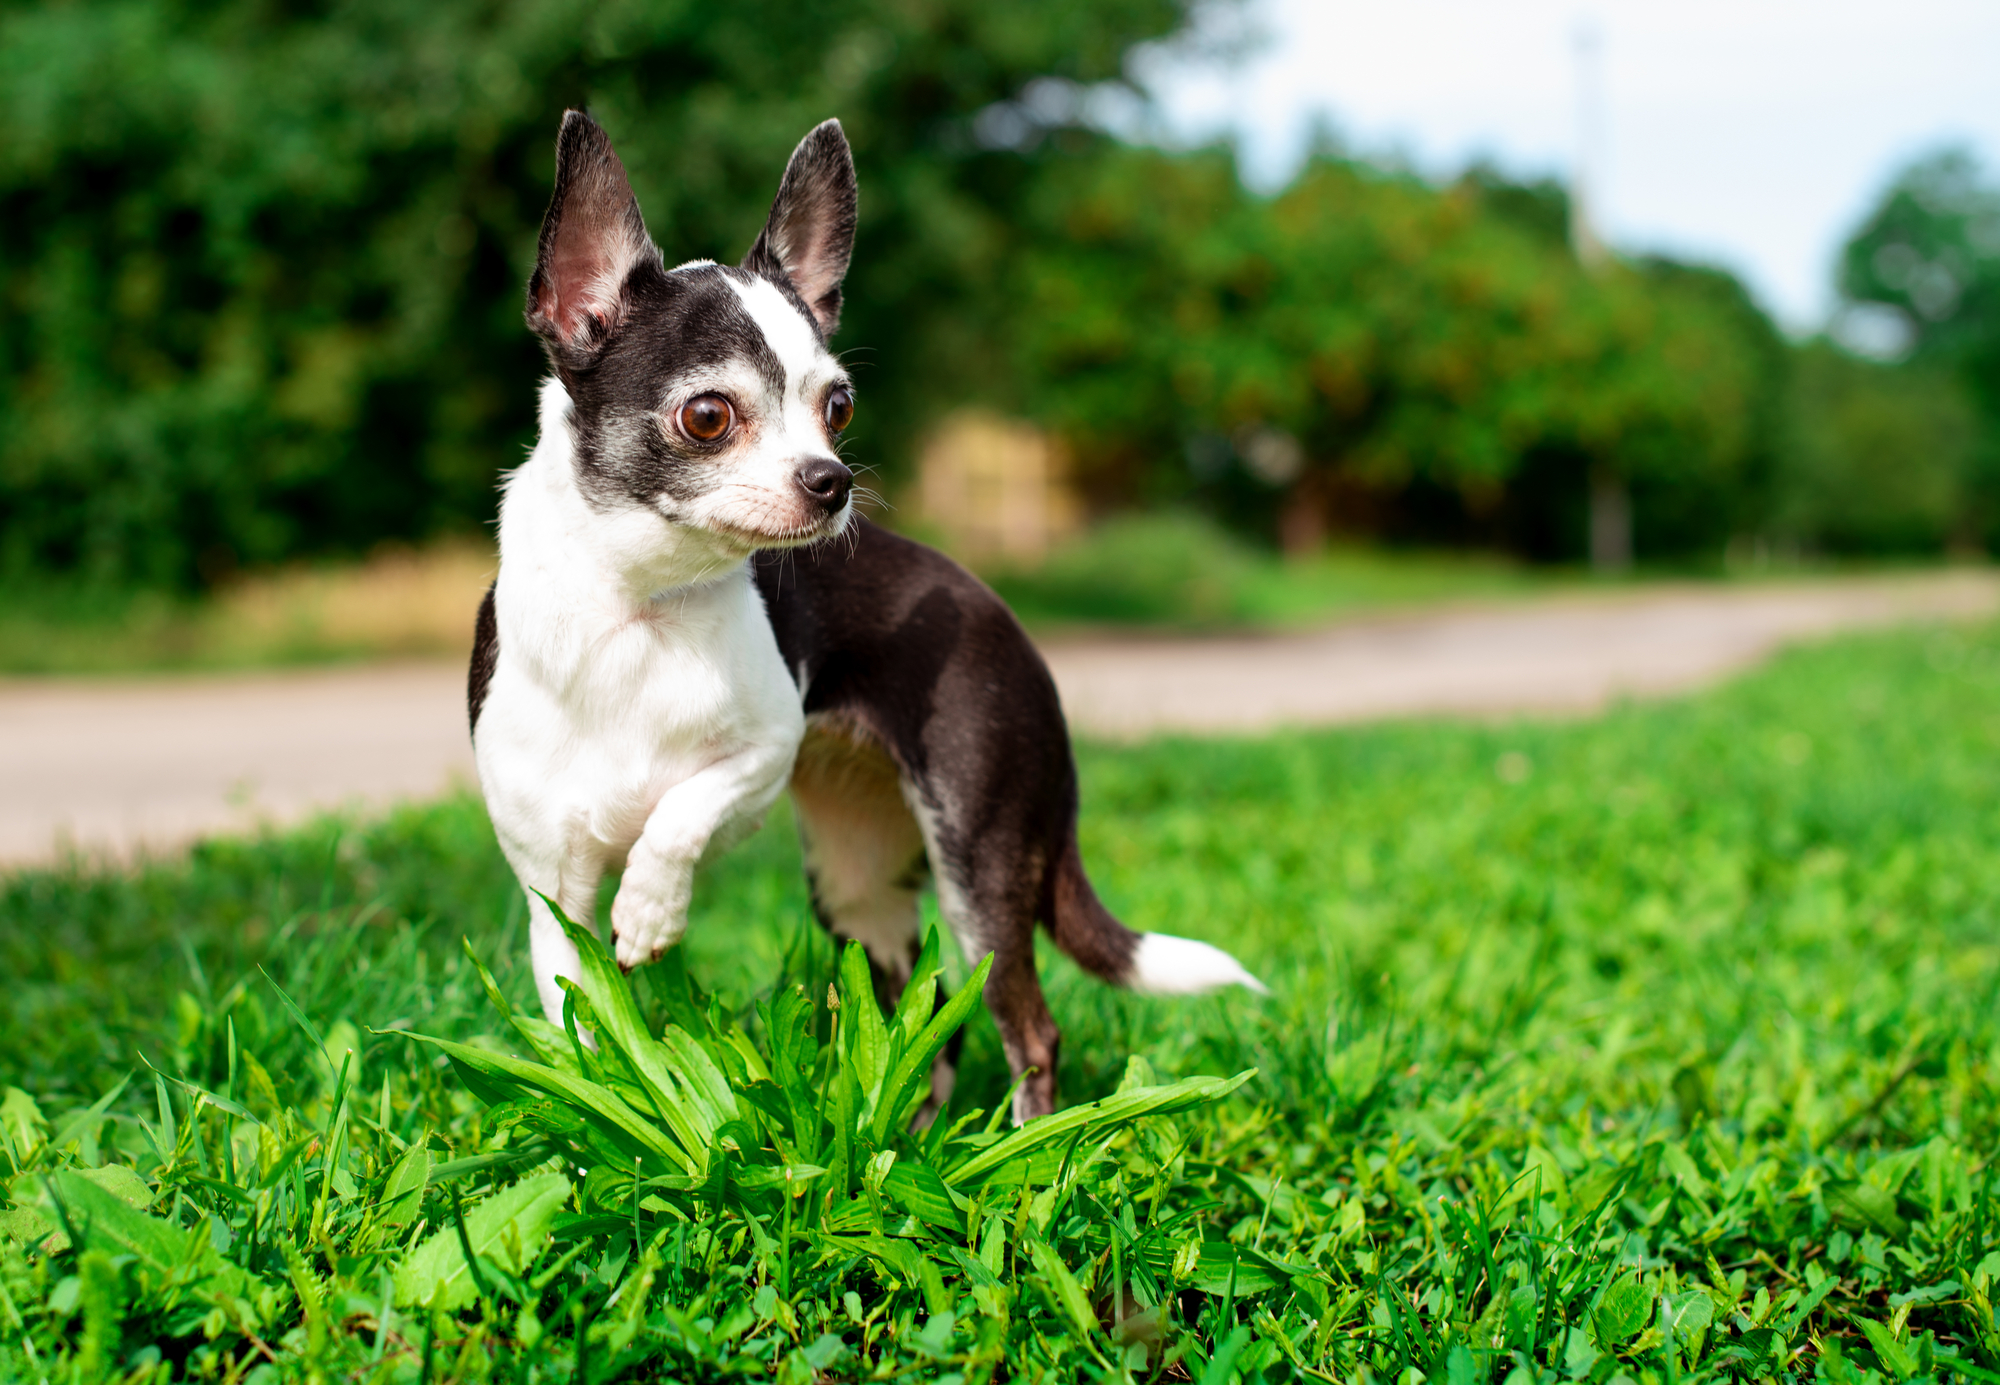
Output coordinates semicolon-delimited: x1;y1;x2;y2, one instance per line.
472;111;1263;1122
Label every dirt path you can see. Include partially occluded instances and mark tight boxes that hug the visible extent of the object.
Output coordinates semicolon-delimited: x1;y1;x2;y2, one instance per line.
4;571;1993;867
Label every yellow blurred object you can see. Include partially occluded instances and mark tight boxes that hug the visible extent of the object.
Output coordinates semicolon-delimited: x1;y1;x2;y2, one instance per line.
212;539;495;660
915;411;1081;564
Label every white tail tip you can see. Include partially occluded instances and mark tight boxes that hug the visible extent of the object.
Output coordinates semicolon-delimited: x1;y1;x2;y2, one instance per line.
1128;933;1270;996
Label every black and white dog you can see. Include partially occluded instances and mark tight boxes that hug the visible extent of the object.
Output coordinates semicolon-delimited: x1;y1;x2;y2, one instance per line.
469;111;1264;1122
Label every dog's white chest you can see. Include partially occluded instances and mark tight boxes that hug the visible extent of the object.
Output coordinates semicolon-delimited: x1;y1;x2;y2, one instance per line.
478;570;800;858
471;422;808;888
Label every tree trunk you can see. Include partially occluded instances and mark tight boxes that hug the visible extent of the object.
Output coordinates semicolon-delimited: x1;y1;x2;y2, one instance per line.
1589;468;1632;571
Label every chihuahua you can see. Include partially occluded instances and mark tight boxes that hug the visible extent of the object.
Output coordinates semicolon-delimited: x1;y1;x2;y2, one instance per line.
470;111;1263;1122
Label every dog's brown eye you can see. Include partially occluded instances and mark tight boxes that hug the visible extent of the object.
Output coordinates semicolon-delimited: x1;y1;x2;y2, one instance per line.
825;386;854;434
680;395;732;441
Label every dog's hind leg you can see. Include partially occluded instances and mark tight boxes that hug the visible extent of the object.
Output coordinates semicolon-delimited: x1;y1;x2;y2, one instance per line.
791;720;927;987
791;721;975;1118
916;818;1062;1125
977;910;1061;1124
790;719;970;1115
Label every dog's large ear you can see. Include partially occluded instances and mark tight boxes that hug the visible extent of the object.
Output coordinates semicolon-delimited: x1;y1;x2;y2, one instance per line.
743;119;857;337
526;110;658;354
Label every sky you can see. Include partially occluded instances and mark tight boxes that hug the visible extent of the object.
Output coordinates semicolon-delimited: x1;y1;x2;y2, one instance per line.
1134;0;2000;335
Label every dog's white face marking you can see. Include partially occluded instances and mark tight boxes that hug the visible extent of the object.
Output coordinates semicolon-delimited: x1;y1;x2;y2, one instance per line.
541;260;855;571
521;113;858;573
728;274;823;382
663;271;854;549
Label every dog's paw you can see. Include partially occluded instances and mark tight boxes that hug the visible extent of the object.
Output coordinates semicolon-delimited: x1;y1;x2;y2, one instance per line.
610;883;689;971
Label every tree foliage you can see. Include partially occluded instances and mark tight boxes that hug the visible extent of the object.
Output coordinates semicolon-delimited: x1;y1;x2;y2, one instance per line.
0;0;1189;587
1840;147;2000;379
1775;341;1982;555
1007;149;1783;558
1826;147;2000;551
6;0;1981;585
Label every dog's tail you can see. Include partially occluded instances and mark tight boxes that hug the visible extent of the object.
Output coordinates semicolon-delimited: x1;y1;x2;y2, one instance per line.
1047;835;1269;996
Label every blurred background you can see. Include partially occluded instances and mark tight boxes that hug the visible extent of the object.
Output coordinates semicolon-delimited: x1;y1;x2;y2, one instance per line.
1;0;1996;665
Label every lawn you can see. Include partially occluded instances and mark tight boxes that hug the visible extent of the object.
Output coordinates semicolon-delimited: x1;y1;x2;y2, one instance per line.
5;620;2000;1381
0;516;1556;675
0;513;1714;675
0;543;497;676
981;514;1557;633
0;512;1957;676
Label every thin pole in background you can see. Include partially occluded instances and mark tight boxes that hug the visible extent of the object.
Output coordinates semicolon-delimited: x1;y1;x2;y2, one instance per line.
1574;15;1632;571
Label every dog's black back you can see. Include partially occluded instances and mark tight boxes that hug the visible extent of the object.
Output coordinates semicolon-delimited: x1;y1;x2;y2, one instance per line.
754;519;1146;1117
755;519;1074;867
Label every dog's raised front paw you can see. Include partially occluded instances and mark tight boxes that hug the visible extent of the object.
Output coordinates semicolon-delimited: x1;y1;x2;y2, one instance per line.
610;884;689;971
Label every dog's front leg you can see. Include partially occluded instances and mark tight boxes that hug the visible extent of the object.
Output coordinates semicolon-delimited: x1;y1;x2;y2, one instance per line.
611;743;794;970
526;850;606;1024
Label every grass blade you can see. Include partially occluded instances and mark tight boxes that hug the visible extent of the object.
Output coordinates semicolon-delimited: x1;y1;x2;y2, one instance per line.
947;1072;1253;1188
872;952;995;1142
548;901;725;1166
400;1031;693;1175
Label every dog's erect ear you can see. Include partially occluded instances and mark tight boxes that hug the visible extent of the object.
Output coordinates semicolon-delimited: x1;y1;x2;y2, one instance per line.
526;110;659;353
743;119;857;337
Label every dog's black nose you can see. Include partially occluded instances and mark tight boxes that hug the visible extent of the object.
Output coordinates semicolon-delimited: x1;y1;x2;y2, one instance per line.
795;457;853;512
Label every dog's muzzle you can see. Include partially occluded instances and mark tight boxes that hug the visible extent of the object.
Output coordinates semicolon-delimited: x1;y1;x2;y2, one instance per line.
795;457;854;515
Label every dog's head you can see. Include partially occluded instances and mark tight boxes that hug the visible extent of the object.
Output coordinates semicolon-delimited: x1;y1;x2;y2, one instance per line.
526;111;859;552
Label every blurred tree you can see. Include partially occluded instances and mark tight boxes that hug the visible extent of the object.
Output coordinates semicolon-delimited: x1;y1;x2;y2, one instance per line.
1611;256;1786;559
1459;163;1571;251
1774;340;1980;555
1007;148;1782;561
1837;146;2000;547
0;0;1196;588
1841;148;2000;369
5;0;1872;585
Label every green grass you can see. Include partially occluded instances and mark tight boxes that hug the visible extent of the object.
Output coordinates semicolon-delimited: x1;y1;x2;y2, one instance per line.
0;581;215;676
982;513;1982;637
0;516;1546;675
0;543;494;677
0;514;1972;677
8;621;2000;1379
985;513;1558;632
